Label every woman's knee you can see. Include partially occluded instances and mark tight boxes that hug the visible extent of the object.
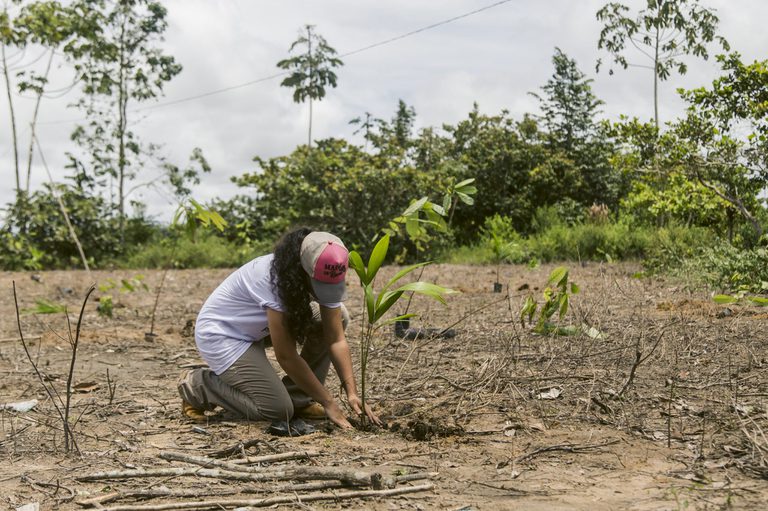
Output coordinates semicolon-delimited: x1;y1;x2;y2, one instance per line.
260;394;294;421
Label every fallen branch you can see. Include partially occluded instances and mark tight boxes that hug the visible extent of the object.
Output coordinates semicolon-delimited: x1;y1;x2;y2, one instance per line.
95;484;434;511
77;473;434;508
77;466;380;486
515;439;620;464
159;451;317;470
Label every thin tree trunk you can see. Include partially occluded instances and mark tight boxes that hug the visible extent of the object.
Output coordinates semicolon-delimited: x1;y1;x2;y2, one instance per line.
2;41;20;193
34;134;91;273
25;49;55;194
117;14;128;241
653;27;660;130
307;25;313;148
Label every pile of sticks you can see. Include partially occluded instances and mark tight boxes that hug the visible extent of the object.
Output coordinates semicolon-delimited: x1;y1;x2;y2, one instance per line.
75;448;434;510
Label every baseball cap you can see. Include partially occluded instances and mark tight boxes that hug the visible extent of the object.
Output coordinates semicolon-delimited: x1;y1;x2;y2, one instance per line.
300;232;349;303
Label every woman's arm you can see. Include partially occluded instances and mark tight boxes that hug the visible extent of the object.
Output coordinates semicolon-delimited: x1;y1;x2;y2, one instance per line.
266;308;352;428
320;306;381;425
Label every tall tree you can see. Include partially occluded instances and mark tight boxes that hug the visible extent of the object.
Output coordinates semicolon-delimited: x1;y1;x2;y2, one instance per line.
531;47;603;150
596;0;729;128
277;25;343;148
1;0;77;196
68;0;181;237
671;53;768;241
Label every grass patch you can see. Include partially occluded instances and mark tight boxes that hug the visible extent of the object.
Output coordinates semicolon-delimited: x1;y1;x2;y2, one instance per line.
117;234;270;269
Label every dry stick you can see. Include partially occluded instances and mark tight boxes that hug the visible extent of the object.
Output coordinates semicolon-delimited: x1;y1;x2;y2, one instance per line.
77;489;241;508
226;451;319;465
77;466;380;486
62;284;96;454
95;484;434;511
13;281;71;450
515;439;620;464
617;323;671;398
77;473;433;508
159;451;317;473
33;134;91;273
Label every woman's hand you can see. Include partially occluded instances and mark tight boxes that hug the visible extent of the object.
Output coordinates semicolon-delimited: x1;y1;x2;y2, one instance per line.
347;394;382;426
323;400;353;429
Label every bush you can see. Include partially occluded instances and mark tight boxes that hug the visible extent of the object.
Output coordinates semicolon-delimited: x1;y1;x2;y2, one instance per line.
442;217;716;267
677;243;768;293
119;234;270;269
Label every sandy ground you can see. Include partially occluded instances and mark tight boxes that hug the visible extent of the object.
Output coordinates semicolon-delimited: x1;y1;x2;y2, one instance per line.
0;262;766;510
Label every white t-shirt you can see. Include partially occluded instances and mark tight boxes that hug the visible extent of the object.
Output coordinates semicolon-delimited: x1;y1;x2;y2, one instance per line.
195;254;341;374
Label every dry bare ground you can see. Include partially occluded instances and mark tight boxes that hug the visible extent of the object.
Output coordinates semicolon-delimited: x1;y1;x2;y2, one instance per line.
0;263;766;510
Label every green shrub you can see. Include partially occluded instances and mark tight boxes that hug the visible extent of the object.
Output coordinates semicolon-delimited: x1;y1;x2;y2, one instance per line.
119;235;270;269
678;244;768;293
442;218;716;267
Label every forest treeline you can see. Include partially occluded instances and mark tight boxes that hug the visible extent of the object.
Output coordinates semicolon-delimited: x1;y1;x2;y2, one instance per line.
1;1;767;292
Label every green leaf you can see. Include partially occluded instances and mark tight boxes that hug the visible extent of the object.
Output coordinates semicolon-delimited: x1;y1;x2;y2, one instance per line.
380;262;430;294
570;282;580;294
405;217;420;239
712;294;738;304
456;192;474;205
559;294;569;318
548;267;568;287
747;296;768;307
380;313;417;326
373;290;405;322
553;325;580;336
348;251;368;285
401;197;428;217
442;194;451;212
364;284;375;324
367;234;389;283
520;295;537;326
454;178;475;189
391;281;456;305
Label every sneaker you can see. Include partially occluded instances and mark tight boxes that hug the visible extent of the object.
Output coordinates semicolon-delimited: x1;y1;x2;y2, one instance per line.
182;399;207;422
295;402;326;419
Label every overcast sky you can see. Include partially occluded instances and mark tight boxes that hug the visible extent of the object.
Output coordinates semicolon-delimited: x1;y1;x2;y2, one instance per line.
2;0;766;221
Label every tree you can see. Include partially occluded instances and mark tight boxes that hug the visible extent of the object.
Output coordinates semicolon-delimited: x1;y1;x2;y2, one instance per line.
68;0;182;238
531;48;603;151
231;138;445;252
670;53;768;242
596;0;729;128
1;0;79;196
277;25;343;148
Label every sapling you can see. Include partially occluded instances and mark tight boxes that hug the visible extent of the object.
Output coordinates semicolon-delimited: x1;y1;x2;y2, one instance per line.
147;199;227;340
520;266;600;338
348;234;456;423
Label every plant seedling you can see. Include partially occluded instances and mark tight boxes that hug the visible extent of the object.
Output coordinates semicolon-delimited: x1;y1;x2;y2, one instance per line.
348;234;456;424
520;266;598;337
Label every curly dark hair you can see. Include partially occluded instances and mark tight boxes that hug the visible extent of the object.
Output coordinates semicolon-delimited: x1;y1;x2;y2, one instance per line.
270;227;314;343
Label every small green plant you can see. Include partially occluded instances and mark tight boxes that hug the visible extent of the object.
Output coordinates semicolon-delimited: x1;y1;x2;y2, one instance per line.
22;299;67;315
713;284;768;307
147;199;228;339
97;275;148;318
520;266;582;335
482;214;525;290
348;234;456;422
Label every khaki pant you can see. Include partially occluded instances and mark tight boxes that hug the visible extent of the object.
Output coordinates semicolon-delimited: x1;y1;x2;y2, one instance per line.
178;303;349;421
